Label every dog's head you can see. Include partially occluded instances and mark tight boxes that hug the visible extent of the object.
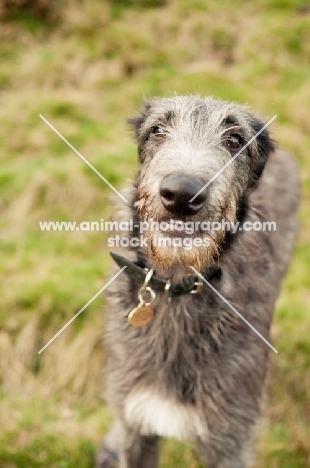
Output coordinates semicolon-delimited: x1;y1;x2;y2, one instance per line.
129;96;274;273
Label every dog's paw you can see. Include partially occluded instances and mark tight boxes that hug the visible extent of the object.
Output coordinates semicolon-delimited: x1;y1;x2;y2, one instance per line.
95;446;118;468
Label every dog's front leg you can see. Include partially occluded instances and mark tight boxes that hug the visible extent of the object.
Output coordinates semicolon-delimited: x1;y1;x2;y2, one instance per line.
119;425;159;468
95;419;124;468
196;434;253;468
95;419;159;468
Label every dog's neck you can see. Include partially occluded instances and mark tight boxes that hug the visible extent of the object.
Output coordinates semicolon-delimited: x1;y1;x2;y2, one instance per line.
220;194;248;255
110;251;222;297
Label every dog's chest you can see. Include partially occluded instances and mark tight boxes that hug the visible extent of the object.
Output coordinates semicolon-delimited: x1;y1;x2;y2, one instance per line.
124;388;207;440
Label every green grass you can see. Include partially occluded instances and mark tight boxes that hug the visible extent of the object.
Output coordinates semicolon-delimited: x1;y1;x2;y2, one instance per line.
0;0;310;466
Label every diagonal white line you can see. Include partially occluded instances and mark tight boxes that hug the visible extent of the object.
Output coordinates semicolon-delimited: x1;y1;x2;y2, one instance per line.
190;267;278;353
39;114;128;203
38;266;127;354
190;115;277;202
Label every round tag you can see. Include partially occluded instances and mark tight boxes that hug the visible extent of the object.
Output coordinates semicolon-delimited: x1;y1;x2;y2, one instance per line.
128;304;154;327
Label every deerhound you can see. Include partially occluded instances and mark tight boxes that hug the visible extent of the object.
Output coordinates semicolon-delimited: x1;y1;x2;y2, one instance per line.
95;95;299;468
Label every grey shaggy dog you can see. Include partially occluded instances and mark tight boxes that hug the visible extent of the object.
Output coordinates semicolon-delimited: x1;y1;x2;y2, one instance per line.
95;96;299;468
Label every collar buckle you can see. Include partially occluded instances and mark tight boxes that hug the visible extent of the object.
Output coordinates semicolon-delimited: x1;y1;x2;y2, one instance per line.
190;276;203;294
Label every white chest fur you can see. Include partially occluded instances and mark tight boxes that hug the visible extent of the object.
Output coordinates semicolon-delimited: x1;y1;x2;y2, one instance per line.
124;389;207;440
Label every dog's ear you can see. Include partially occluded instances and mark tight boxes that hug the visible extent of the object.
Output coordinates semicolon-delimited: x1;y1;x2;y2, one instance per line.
247;115;275;188
127;101;152;142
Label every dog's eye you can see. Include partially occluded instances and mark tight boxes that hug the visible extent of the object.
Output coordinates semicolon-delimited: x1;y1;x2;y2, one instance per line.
225;134;243;150
151;126;166;137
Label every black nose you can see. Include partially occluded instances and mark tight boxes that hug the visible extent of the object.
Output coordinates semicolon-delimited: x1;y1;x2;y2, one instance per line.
160;174;207;216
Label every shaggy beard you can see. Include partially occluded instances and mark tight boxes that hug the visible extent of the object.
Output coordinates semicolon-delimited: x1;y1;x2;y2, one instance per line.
144;230;223;275
135;190;237;274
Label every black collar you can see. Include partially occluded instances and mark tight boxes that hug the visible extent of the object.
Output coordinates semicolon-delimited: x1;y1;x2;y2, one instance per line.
110;252;221;297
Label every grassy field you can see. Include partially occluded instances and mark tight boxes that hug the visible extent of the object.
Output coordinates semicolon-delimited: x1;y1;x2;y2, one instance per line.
0;0;310;466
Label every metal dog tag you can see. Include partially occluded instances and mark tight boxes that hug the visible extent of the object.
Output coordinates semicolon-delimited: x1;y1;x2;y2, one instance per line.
128;273;156;327
128;302;154;327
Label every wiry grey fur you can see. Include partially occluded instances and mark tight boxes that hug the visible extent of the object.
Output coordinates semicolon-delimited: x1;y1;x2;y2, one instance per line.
95;96;299;468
